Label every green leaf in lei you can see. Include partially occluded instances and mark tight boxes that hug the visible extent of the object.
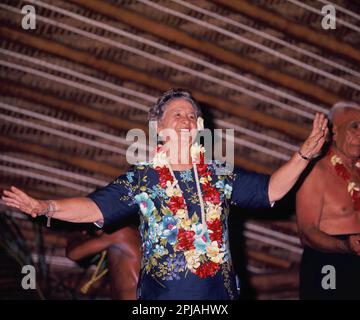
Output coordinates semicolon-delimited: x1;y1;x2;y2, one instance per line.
153;208;162;222
150;256;158;266
161;205;173;216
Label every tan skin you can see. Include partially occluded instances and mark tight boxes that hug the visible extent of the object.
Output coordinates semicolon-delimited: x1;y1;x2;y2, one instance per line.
156;99;198;171
296;108;360;255
66;226;141;300
2;98;327;229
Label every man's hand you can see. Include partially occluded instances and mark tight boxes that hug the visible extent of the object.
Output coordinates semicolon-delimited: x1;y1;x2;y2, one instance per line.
1;186;47;218
299;113;329;159
346;234;360;255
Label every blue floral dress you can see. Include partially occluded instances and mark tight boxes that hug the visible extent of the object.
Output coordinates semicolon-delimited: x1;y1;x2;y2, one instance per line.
87;162;271;300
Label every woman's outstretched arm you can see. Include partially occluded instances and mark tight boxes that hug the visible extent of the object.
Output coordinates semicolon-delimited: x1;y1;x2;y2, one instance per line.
2;186;103;224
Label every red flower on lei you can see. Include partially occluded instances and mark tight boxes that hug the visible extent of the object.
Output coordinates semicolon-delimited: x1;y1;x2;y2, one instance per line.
168;196;186;214
195;260;220;278
176;228;195;250
334;163;351;181
155;166;174;188
202;182;221;204
197;153;211;177
207;218;223;246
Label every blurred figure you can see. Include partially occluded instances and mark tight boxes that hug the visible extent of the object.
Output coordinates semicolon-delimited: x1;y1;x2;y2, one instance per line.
297;102;360;300
67;225;141;300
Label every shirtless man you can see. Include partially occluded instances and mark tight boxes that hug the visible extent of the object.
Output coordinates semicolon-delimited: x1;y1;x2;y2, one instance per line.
296;101;360;300
67;225;141;300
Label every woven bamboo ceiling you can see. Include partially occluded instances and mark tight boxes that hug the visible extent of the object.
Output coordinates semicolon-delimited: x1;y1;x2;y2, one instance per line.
1;0;360;199
1;0;359;300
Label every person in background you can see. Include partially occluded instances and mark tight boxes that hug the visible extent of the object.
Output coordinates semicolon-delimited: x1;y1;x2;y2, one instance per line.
66;225;141;300
296;101;360;300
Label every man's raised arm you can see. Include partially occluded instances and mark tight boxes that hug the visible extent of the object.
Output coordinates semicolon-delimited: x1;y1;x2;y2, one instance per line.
268;113;328;203
1;186;103;224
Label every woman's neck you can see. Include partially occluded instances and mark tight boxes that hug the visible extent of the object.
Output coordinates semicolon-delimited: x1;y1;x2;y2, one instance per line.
164;141;192;168
168;151;192;171
170;163;193;171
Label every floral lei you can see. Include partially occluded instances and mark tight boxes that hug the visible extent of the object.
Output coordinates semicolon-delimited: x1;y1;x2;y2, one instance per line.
152;143;225;278
330;150;360;211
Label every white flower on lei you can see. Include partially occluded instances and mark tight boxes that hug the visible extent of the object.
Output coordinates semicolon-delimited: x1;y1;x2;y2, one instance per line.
179;217;192;229
348;181;360;195
165;180;182;197
152;149;168;168
197;117;204;131
184;249;201;271
176;209;187;219
206;202;222;221
200;176;212;184
206;241;224;264
190;142;205;163
330;155;342;166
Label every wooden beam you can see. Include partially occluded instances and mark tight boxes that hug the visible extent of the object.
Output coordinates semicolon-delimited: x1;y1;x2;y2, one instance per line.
0;136;122;178
0;82;148;133
234;156;273;175
69;0;341;106
213;0;360;64
0;27;310;139
250;271;299;292
247;250;292;269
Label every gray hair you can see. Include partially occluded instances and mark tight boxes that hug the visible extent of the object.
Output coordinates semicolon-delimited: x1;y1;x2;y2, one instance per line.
149;88;203;121
328;101;360;123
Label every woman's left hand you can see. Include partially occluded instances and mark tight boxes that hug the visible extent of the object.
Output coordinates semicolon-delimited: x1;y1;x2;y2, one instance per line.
299;113;328;159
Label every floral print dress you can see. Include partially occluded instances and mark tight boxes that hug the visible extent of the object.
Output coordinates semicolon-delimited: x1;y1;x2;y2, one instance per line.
87;162;271;300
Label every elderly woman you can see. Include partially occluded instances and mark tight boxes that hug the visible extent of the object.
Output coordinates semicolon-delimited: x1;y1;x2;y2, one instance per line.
2;89;327;300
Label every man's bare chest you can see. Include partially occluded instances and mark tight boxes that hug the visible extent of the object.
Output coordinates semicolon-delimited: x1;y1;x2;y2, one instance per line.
323;173;360;219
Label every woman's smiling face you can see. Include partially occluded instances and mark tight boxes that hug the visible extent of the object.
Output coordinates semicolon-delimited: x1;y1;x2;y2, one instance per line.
157;98;198;146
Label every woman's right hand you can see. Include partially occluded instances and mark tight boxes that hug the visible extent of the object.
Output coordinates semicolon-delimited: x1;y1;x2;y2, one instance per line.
1;186;47;218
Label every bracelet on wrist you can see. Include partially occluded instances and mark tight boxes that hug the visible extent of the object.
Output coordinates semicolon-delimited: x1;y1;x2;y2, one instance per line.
297;150;311;161
37;201;56;227
37;202;50;216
